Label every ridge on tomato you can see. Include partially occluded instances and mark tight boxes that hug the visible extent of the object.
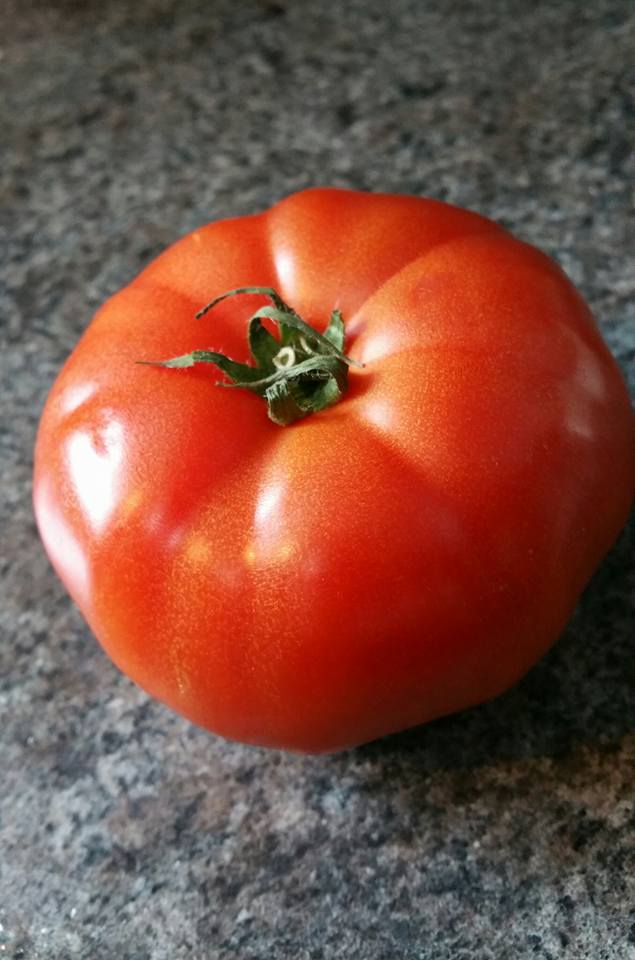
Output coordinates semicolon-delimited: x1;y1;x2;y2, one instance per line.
34;188;635;753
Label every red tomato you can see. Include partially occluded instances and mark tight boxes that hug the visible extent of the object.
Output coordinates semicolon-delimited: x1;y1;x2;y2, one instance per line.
34;188;634;752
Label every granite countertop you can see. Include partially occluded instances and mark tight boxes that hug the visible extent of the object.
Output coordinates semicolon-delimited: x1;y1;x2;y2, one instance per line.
2;1;634;957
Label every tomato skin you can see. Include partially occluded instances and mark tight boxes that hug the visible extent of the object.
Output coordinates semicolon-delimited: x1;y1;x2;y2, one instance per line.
34;188;635;753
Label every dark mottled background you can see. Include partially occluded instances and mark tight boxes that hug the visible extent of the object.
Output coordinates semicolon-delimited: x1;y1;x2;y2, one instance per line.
1;1;634;958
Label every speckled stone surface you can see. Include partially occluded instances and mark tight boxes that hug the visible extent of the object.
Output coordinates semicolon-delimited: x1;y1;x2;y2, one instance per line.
2;1;634;957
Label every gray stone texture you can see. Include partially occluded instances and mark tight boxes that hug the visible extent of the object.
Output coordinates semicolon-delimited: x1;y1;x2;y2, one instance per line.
1;1;634;958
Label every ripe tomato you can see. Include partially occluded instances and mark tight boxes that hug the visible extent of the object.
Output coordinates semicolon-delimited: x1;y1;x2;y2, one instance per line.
34;188;634;752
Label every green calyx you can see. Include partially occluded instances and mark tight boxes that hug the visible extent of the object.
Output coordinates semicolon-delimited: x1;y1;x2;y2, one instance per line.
139;286;362;426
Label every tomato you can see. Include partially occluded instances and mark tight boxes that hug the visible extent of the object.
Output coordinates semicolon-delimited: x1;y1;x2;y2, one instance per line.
33;188;635;752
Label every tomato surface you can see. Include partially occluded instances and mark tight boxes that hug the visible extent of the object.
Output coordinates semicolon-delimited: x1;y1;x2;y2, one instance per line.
33;188;635;752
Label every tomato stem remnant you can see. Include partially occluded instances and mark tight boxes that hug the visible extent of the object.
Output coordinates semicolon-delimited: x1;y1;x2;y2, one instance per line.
138;287;362;426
